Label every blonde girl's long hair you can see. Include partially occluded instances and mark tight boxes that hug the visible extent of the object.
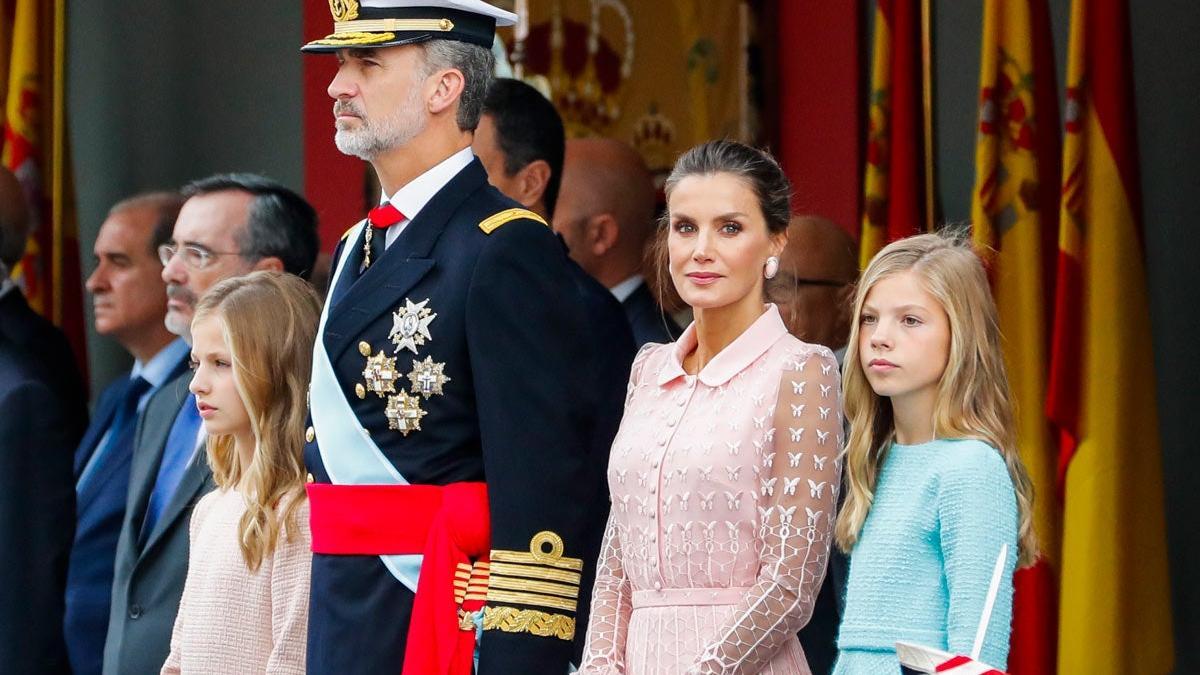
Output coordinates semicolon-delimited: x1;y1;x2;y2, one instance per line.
834;232;1037;567
193;271;321;572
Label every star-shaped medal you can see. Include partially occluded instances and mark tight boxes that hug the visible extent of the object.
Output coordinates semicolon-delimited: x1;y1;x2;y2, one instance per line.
389;298;436;355
384;391;426;436
408;356;451;398
362;350;400;397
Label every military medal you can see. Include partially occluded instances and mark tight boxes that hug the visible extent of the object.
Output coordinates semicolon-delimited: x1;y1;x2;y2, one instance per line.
409;356;450;397
362;350;400;397
385;391;426;436
390;298;436;354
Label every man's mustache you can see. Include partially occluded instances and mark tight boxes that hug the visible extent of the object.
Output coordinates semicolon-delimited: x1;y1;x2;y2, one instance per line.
334;100;366;119
166;283;196;307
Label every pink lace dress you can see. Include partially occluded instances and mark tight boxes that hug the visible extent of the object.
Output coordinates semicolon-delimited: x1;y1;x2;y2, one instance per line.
579;305;843;675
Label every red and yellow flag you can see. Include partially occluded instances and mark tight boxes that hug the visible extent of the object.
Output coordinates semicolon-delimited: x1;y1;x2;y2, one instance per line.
1;0;84;364
1048;0;1174;671
969;1;1060;672
859;0;926;268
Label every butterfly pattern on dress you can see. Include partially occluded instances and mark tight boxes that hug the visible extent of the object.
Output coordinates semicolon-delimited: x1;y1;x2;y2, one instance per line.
581;310;844;675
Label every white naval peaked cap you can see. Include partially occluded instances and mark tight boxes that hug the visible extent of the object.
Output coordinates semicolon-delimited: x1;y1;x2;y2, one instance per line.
303;0;517;52
363;0;516;27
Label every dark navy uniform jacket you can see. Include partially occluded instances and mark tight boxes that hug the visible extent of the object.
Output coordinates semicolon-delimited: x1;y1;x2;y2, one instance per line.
305;157;604;674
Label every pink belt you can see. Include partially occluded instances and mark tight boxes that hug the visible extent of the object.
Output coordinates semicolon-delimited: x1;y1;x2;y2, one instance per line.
632;586;753;608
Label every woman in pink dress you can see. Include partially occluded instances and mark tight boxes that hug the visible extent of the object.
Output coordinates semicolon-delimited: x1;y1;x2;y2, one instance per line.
579;140;843;674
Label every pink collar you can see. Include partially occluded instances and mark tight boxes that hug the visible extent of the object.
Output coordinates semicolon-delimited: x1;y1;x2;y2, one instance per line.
656;304;789;387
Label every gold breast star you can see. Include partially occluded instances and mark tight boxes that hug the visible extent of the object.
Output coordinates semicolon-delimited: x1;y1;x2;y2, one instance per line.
362;350;400;397
389;298;437;355
384;391;426;436
408;356;451;398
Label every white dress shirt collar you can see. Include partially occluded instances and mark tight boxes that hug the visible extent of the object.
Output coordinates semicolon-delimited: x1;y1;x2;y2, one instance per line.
609;274;645;303
132;338;190;390
379;146;475;247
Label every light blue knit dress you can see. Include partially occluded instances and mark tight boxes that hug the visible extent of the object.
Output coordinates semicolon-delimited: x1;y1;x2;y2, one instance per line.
832;438;1019;674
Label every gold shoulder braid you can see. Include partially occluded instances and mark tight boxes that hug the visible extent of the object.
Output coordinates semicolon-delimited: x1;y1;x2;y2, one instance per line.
484;531;581;640
478;208;549;234
340;220;364;242
308;31;396;47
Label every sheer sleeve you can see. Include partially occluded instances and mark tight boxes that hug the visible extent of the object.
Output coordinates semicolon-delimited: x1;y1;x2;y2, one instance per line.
577;512;633;673
688;348;843;674
577;344;657;674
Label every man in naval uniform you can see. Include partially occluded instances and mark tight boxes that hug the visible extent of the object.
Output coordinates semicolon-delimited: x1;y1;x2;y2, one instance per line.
301;2;600;673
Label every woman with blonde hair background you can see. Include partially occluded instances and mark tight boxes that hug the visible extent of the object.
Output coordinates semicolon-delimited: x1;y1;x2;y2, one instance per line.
832;232;1036;672
579;140;842;674
162;271;320;674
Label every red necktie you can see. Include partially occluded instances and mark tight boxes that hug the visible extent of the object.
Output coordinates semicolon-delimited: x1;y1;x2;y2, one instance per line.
368;202;405;228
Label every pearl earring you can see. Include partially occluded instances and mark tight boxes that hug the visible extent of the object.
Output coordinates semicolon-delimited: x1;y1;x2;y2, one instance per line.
764;256;780;280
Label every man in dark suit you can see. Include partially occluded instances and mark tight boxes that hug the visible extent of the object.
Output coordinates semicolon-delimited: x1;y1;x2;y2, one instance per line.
64;192;188;675
0;167;88;424
102;174;317;675
474;76;635;662
301;2;601;671
554;137;682;346
0;169;82;675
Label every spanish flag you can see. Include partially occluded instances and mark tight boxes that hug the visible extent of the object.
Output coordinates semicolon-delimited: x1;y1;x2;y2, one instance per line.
969;1;1060;672
859;0;926;268
1048;0;1174;671
1;0;84;364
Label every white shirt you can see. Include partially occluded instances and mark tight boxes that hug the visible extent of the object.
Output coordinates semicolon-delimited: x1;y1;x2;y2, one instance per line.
609;274;645;304
380;146;476;248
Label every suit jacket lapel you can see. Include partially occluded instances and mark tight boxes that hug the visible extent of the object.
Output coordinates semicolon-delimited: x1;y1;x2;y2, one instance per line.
73;383;122;477
139;446;211;557
323;159;488;364
126;370;191;547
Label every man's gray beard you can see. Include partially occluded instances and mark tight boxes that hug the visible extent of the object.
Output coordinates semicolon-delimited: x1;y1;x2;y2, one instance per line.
335;100;427;161
164;311;192;345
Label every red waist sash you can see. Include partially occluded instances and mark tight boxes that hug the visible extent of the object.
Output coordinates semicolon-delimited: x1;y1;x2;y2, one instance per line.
307;482;490;675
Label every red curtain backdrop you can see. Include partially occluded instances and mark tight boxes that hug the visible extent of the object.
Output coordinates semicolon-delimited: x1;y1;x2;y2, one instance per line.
302;0;368;252
775;2;861;237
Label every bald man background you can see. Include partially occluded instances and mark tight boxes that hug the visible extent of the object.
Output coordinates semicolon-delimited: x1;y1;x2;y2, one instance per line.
555;137;682;346
770;215;858;358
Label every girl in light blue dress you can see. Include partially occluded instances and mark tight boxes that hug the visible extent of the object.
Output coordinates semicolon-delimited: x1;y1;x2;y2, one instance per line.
831;233;1036;673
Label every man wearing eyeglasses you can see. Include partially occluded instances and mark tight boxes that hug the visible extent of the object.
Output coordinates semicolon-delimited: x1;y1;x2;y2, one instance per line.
102;173;318;675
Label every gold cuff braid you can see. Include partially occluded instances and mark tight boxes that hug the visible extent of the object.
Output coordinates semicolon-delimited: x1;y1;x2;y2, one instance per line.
481;606;575;641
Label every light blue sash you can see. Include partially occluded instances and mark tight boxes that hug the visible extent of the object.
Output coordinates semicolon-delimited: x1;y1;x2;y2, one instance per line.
310;220;421;592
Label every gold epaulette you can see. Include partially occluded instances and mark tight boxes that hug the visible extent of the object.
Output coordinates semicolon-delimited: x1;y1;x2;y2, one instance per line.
478;208;548;235
483;531;581;640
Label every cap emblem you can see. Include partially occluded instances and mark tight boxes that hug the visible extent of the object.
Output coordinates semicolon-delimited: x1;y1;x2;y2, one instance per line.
328;0;359;23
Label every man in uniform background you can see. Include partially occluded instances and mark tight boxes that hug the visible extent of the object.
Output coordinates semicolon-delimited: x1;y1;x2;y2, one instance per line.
302;1;599;672
474;76;634;662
